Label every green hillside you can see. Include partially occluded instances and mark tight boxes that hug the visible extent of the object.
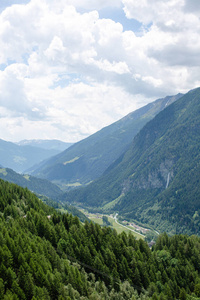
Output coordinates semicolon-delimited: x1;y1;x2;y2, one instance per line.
41;196;90;223
0;167;62;199
1;179;200;299
0;168;90;223
31;94;182;189
62;88;200;235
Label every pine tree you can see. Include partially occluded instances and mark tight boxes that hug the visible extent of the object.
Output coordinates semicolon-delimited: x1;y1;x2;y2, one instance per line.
179;287;187;300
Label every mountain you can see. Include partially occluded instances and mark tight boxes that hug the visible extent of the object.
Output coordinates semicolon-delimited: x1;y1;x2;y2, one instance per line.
1;179;200;299
31;93;183;189
0;167;62;199
17;139;73;152
62;88;200;235
0;139;61;173
0;167;89;222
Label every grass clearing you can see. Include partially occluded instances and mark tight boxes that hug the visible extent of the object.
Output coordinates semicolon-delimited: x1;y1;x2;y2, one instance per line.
90;217;103;226
103;194;124;211
23;175;30;181
0;168;7;176
63;157;80;165
65;182;82;187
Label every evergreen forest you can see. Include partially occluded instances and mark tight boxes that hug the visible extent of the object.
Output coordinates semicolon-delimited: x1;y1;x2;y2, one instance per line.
1;179;200;299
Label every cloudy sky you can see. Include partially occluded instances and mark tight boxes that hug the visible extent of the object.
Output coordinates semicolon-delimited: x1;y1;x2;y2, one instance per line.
0;0;200;143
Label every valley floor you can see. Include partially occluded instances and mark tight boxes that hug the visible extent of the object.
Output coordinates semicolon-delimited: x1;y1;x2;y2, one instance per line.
79;209;154;240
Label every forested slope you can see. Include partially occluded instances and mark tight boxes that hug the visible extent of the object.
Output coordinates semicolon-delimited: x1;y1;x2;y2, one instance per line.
0;167;62;199
1;180;200;299
62;87;200;235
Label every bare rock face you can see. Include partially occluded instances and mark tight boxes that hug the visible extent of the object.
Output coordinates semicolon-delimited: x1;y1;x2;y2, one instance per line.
122;159;174;192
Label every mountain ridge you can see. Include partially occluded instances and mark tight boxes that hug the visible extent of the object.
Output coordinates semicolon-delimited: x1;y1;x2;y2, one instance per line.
61;87;200;235
16;139;73;151
0;139;62;173
31;93;183;189
0;167;62;199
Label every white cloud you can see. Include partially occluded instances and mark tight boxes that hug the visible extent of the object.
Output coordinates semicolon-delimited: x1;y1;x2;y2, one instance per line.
65;0;122;11
0;0;200;142
123;0;185;26
122;0;200;83
93;59;130;74
0;65;31;116
0;77;143;142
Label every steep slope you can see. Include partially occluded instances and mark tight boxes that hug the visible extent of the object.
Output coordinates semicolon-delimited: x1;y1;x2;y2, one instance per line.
32;93;182;188
0;139;60;173
0;167;62;199
1;179;200;299
62;88;200;235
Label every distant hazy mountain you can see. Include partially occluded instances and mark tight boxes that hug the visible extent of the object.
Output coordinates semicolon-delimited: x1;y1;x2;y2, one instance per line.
17;139;73;152
62;88;200;235
0;167;62;199
0;139;60;173
31;93;183;189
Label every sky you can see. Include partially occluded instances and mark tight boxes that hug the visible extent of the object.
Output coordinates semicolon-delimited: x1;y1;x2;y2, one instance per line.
0;0;200;143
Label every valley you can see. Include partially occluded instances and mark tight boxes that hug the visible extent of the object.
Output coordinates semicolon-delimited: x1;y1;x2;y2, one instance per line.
1;88;200;237
62;87;200;236
0;87;200;299
79;209;147;239
1;1;200;298
30;93;182;187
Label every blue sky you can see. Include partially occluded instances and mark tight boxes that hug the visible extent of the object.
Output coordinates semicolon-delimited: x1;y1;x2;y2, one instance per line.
0;0;200;142
85;6;142;33
0;0;29;12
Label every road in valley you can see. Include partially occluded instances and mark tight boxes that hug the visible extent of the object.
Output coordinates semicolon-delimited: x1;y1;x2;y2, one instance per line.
112;213;145;238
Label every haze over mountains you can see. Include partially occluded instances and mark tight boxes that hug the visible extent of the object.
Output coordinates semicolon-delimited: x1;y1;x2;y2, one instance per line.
30;93;183;189
61;87;200;235
17;139;73;152
0;139;71;174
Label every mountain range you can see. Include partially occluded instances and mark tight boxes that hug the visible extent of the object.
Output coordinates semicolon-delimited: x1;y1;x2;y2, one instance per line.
30;93;183;189
17;139;72;152
1;87;200;236
0;139;70;173
61;87;200;235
